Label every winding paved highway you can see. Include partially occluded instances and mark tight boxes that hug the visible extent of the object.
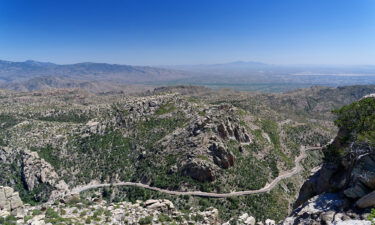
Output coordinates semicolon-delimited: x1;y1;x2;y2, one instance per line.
67;146;321;198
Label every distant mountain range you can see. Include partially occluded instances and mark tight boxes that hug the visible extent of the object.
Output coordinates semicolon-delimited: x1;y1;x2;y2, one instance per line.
0;60;192;83
1;59;375;93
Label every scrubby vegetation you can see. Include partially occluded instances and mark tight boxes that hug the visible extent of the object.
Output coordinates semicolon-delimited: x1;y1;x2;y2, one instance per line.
367;208;375;225
68;131;134;183
154;102;176;115
37;110;92;123
133;114;187;149
2;86;371;223
0;114;19;129
325;97;375;161
333;97;375;145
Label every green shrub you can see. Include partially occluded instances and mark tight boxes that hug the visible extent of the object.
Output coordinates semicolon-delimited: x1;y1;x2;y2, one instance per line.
0;114;19;129
24;215;33;223
37;111;91;123
368;208;375;225
0;215;17;225
333;97;375;144
60;208;66;215
32;209;42;216
79;210;87;217
155;103;176;115
139;216;153;225
85;217;92;224
192;214;204;222
104;210;112;217
31;145;60;169
93;208;104;217
45;208;59;219
325;97;375;160
158;213;172;222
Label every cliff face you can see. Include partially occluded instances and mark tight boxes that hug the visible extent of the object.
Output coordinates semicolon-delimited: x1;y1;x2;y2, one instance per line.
284;95;375;224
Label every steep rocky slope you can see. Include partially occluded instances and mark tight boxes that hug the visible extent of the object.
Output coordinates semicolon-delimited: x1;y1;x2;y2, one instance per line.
283;94;375;225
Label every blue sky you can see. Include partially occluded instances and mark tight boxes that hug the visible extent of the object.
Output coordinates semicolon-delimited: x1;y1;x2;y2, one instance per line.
0;0;374;65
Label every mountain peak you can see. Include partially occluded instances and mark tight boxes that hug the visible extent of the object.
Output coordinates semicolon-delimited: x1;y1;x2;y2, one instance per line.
23;60;55;66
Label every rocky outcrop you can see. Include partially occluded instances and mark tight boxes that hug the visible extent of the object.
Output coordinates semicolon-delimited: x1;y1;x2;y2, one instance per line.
209;142;235;169
181;160;216;182
190;116;211;136
283;193;371;225
0;186;24;217
361;93;375;100
285;96;375;225
113;93;183;128
164;103;253;182
293;163;338;207
0;147;68;203
295;142;375;209
21;150;61;191
217;120;251;143
289;144;375;224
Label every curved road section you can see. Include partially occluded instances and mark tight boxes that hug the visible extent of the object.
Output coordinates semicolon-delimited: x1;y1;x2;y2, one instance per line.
68;146;322;198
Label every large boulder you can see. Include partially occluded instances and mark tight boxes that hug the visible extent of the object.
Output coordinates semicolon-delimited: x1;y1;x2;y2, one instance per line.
143;199;175;212
0;186;24;217
238;213;256;225
356;190;375;208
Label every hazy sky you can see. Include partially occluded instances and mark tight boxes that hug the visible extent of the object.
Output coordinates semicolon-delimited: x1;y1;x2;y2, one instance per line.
1;0;374;65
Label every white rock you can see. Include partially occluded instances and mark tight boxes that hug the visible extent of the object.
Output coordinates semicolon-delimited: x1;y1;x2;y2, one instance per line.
55;180;69;191
10;192;23;209
3;187;14;198
29;214;46;225
0;209;10;217
0;188;6;209
244;216;256;225
238;213;256;225
239;213;249;221
361;93;375;100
